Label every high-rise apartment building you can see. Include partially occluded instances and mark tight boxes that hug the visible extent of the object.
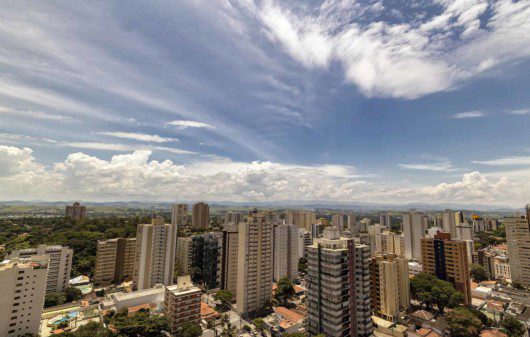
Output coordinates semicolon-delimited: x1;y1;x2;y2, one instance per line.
94;238;137;285
298;229;312;259
442;211;457;238
402;212;428;261
221;222;239;300
306;228;373;337
379;213;391;228
192;202;210;229
176;233;223;289
375;231;405;257
273;224;298;281
332;212;355;232
285;210;317;231
10;244;72;293
421;232;471;305
133;218;177;291
190;233;223;290
505;207;530;287
165;276;201;334
171;203;188;226
65;202;86;219
0;256;49;337
371;254;410;322
224;212;244;225
176;237;192;277
236;212;273;316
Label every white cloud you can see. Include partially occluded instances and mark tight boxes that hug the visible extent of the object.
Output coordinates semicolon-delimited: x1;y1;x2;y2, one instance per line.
97;131;179;143
453;110;485;119
507;108;530;115
239;0;530;99
399;161;456;172
0;106;75;121
0;146;526;206
166;120;216;129
473;156;530;166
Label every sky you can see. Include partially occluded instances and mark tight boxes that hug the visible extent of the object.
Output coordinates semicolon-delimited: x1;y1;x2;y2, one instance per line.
1;0;530;206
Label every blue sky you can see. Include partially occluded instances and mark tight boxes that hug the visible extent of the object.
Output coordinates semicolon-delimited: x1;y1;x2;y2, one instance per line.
1;0;530;206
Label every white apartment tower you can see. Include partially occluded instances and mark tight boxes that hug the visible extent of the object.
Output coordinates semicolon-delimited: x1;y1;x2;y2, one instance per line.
171;203;188;226
10;244;72;293
0;256;49;337
273;224;299;281
236;212;273;316
402;212;428;261
505;207;530;288
375;231;405;257
133;218;177;291
306;228;373;337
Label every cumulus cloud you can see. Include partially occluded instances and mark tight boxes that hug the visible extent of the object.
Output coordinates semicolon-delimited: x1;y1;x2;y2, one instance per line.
453;111;485;119
0;146;525;206
166;120;215;129
97;131;179;143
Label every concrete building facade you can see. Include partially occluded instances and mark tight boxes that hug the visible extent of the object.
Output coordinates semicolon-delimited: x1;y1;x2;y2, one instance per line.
371;254;410;322
171;203;188;226
94;238;136;285
192;202;209;229
10;244;72;293
273;224;299;281
133;218;177;291
421;232;471;306
221;222;239;300
505;208;530;287
236;212;273;316
0;256;49;337
165;276;201;333
306;228;373;337
402;212;428;261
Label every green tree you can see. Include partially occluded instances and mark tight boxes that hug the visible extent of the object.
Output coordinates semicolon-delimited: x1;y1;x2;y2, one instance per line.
470;264;489;283
253;318;267;332
501;316;525;337
298;257;307;274
447;308;483;337
410;273;463;313
64;286;83;302
110;310;169;337
44;292;66;308
274;276;295;306
175;322;203;337
214;290;233;310
50;322;114;337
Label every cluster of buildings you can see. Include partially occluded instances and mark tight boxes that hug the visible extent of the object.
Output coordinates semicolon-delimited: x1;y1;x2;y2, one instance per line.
3;202;530;337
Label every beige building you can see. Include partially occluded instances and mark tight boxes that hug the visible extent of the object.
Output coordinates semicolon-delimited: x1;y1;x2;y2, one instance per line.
505;208;530;287
171;203;188;226
237;212;273;316
65;202;86;219
221;222;239;300
273;224;299;281
192;202;209;229
94;238;136;285
176;237;192;277
494;255;511;280
133;218;177;291
402;212;428;261
371;254;410;322
375;231;405;257
10;244;72;293
306;228;373;337
165;276;201;333
285;210;316;231
0;256;49;337
421;232;471;306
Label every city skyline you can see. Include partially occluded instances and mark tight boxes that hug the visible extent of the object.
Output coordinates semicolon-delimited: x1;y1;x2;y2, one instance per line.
1;1;530;206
